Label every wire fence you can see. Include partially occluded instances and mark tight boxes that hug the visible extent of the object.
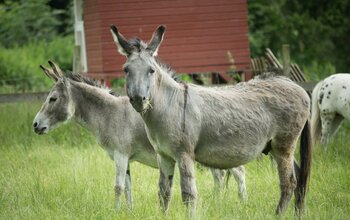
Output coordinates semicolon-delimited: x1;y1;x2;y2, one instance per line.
0;92;48;103
0;75;51;94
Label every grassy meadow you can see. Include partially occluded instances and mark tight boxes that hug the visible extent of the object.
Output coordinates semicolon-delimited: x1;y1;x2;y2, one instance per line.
0;102;350;219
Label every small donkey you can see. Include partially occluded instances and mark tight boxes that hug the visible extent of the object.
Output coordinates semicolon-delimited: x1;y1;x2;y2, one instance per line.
33;61;247;210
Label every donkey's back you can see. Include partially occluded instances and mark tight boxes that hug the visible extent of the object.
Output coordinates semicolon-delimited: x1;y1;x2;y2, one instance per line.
193;75;310;168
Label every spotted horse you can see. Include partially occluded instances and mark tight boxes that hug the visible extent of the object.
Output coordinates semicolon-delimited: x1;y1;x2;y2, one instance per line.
311;73;350;146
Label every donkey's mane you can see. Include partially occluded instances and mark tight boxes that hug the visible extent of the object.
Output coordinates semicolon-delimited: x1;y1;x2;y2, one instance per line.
255;72;277;80
64;71;117;96
154;57;180;82
128;39;286;85
129;37;144;52
129;37;180;82
254;72;293;83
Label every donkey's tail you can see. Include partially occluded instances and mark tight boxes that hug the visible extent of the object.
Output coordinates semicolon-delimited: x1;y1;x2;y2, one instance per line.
310;81;323;145
295;119;313;213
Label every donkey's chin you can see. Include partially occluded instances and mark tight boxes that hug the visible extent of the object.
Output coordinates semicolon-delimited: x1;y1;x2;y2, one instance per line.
34;127;48;135
132;100;153;115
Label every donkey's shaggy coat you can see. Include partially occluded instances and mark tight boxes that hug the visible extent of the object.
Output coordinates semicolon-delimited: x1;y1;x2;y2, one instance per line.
111;25;313;215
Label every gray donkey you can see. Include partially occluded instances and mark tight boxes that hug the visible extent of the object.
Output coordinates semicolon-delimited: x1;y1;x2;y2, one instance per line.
110;25;313;215
32;61;247;210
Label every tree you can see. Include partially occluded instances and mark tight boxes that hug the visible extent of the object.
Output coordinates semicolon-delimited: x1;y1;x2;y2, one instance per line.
248;0;350;76
0;0;67;47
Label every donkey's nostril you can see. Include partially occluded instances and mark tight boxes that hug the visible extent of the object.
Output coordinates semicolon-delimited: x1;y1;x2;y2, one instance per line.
142;97;146;101
129;97;134;103
33;122;38;128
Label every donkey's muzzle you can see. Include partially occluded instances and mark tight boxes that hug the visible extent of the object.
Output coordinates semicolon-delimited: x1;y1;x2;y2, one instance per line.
33;122;47;135
129;95;146;113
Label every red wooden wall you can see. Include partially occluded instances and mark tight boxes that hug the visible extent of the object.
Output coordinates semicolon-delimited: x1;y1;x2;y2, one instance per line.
83;0;250;80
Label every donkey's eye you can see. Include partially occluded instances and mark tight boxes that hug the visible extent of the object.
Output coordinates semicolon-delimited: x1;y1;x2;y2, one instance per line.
49;97;57;103
123;67;129;74
149;68;155;74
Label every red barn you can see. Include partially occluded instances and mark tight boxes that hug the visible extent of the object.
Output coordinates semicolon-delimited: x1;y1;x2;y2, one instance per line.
73;0;251;82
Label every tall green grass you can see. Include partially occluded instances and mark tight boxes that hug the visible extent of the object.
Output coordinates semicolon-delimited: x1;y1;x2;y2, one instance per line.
0;36;73;93
0;102;349;219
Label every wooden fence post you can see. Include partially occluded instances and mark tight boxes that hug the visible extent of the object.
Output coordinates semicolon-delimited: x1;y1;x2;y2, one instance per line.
73;45;82;73
282;44;291;77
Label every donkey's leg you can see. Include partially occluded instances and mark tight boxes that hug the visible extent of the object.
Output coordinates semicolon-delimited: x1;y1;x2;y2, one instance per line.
157;154;175;212
272;138;297;215
320;112;336;146
230;166;248;201
177;153;197;214
113;152;129;210
124;164;133;209
293;160;305;213
209;168;225;191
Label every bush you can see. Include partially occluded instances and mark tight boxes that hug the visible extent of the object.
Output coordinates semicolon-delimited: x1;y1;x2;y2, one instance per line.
0;35;73;93
248;0;350;74
0;0;63;48
303;60;336;81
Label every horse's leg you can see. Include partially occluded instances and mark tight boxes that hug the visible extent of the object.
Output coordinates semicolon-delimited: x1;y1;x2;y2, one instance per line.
177;152;197;214
329;114;344;139
157;154;175;212
229;166;248;201
320;112;336;146
124;164;133;209
272;137;297;215
113;152;129;210
209;168;225;191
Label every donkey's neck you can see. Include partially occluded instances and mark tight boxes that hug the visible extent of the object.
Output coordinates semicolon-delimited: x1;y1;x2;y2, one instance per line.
69;81;122;131
149;71;184;115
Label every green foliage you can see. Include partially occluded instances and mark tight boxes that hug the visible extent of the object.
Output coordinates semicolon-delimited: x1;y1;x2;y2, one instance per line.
303;60;336;81
0;102;350;219
180;74;193;83
110;78;126;88
0;35;73;93
248;0;350;75
0;0;74;93
0;0;64;48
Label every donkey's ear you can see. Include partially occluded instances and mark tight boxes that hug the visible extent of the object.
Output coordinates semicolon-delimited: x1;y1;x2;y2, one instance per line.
110;25;133;56
146;25;166;56
40;65;58;81
48;60;64;79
